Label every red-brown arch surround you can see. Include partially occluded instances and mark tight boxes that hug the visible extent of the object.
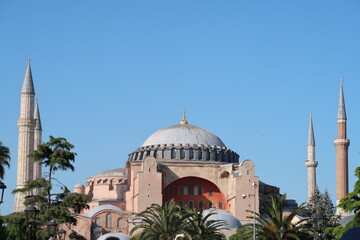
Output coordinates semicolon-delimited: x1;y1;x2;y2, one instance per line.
162;176;226;210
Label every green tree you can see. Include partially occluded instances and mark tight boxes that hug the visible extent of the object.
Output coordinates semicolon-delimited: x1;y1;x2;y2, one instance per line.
10;136;91;240
229;228;252;240
306;187;339;239
130;200;228;240
130;199;190;240
0;141;11;179
245;194;310;240
332;166;360;239
185;208;227;240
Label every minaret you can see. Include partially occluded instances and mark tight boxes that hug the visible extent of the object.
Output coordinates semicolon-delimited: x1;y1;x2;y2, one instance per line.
305;112;318;201
334;78;350;214
33;97;42;192
14;58;36;212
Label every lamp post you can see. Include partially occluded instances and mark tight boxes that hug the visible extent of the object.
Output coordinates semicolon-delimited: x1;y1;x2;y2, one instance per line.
0;180;6;204
57;228;66;240
278;226;287;240
47;219;58;239
242;181;258;240
25;205;39;240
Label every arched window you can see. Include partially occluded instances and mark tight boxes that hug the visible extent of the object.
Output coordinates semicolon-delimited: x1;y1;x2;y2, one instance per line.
106;213;112;228
218;202;223;209
189;148;194;159
208;202;213;208
198;149;202;160
117;218;124;228
188;181;194;195
171;148;176;159
188;200;194;209
95;217;101;226
198;185;203;195
179;185;184;195
199;201;204;209
209;190;213;196
168;187;174;196
178;200;183;206
180;148;185;159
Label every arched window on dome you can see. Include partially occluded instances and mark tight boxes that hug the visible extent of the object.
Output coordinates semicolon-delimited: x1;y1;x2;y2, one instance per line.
188;200;194;209
198;149;202;160
146;150;150;156
106;213;112;228
154;150;157;158
204;149;210;161
139;151;144;160
180;148;185;159
218;202;223;209
117;218;124;228
199;201;204;209
189;148;194;159
171;148;176;159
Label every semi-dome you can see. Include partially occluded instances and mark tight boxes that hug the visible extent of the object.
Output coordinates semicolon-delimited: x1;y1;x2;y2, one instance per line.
142;123;226;147
203;209;241;229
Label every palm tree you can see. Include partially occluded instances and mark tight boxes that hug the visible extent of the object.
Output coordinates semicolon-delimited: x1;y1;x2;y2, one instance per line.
0;141;10;180
130;199;190;240
244;194;310;240
186;208;227;240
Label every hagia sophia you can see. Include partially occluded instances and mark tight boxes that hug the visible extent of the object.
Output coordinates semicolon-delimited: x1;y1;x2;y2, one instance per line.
12;60;350;239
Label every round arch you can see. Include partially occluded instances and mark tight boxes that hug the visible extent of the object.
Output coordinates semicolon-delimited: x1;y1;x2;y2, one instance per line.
162;176;227;210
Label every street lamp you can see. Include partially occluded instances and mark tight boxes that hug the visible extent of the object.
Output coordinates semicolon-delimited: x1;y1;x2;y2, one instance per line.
242;181;258;240
278;226;287;240
57;228;66;240
25;205;39;240
47;219;58;238
0;180;6;204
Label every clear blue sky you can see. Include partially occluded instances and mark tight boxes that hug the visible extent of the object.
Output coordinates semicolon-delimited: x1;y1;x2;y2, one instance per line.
1;1;359;215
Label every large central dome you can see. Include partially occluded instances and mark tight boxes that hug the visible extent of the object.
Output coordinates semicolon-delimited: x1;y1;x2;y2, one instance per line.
142;124;226;147
128;117;239;163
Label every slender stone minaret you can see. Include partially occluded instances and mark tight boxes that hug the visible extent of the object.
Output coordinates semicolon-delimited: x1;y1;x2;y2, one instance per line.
33;97;42;193
334;78;350;214
305;112;317;201
14;58;36;212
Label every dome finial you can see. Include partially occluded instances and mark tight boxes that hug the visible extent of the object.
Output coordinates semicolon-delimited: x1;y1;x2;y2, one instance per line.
180;108;188;125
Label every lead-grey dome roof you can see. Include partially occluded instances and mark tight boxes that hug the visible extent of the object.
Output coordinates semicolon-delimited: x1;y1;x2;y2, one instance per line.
142;124;226;147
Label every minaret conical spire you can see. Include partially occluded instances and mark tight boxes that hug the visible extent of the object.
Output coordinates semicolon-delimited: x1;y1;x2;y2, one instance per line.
337;78;346;120
334;78;350;216
305;111;317;201
21;57;35;94
34;97;42;131
308;111;315;146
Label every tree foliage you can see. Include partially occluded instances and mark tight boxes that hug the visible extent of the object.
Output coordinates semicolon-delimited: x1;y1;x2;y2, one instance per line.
332;166;360;238
0;141;11;180
8;136;91;240
306;186;339;239
130;199;227;240
239;194;310;240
